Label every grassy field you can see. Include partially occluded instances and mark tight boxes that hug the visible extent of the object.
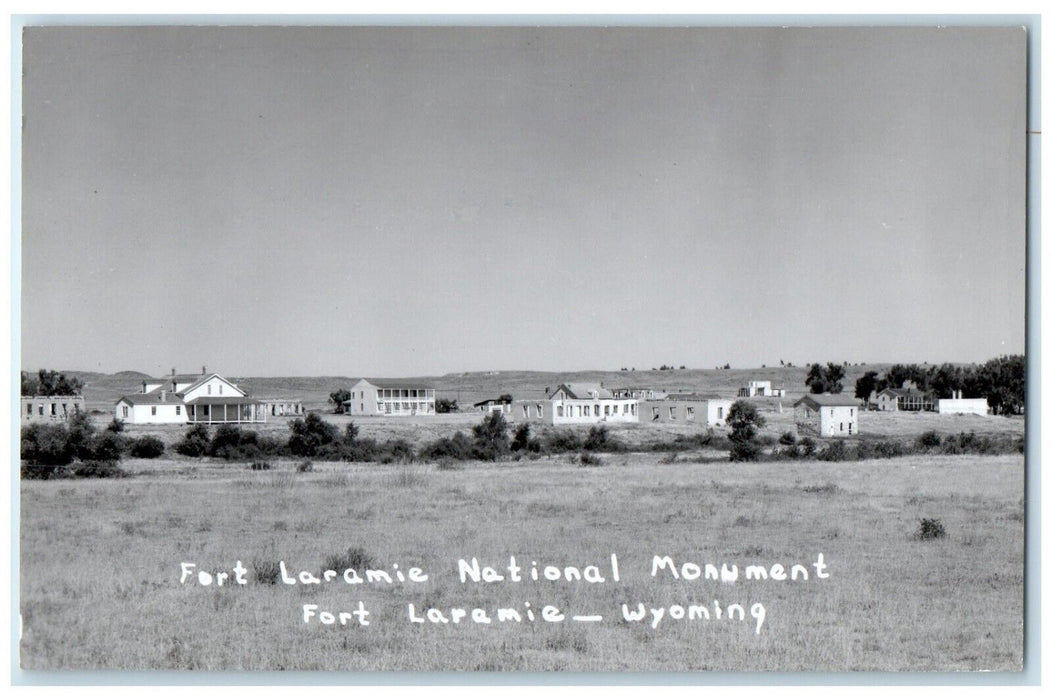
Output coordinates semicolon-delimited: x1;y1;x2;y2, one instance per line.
20;450;1023;671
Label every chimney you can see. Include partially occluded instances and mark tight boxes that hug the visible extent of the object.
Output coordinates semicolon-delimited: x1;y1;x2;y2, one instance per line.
171;368;176;376
161;390;166;401
202;365;207;375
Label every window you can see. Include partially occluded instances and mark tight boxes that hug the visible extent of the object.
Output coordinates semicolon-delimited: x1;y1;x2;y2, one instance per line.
524;405;531;418
26;403;32;415
219;385;223;394
613;404;619;414
152;406;157;415
653;407;660;421
669;407;677;420
686;407;695;421
584;405;590;416
122;406;129;418
604;405;610;416
594;404;599;416
208;385;212;395
839;422;844;431
556;405;564;417
717;407;724;419
536;404;543;418
176;406;181;415
50;403;56;415
38;405;43;415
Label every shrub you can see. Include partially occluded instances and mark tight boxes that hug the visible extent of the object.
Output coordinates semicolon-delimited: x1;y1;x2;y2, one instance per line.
778;431;798;446
798;437;817;456
323;547;375;573
510;424;541;453
471;412;510;461
296;460;314;473
106;418;125;433
816;440;850;462
21;424;74;466
420;431;473;461
727;401;766;462
252;558;282;585
250;461;272;471
342;437;383;463
129;436;165;459
287;413;340;457
380;439;415;464
175;424;211;457
545;430;582;453
916;518;946;541
873;440;908;459
577;452;604;466
917;430;942;449
89;432;126;462
66;411;97;460
21;463;70;480
583;425;621;452
209;425;244;457
71;461;126;479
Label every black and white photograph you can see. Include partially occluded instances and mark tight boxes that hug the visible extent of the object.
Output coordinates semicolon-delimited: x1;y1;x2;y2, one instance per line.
13;20;1030;674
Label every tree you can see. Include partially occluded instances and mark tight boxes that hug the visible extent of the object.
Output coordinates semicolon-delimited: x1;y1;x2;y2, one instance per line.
727;400;766;462
21;369;83;396
329;388;351;414
806;362;846;394
881;364;928;392
175;424;211;457
497;393;513;404
436;398;459;413
471;412;510;461
287;413;339;457
855;371;880;403
510;423;540;453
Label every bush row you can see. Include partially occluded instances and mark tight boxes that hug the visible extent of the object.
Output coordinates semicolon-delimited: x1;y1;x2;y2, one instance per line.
767;430;1023;463
20;414;140;479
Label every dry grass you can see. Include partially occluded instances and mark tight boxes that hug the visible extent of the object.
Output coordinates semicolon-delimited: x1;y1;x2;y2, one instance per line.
20;452;1023;671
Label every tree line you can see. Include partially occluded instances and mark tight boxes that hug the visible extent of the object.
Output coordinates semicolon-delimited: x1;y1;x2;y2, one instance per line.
21;369;83;397
852;355;1024;415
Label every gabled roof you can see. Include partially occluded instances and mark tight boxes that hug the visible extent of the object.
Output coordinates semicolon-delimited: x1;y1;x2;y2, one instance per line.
117;393;185;406
877;387;933;398
179;373;243;397
794;394;861;408
354;378;435;390
474;398;511;407
549;383;613;400
145;374;205;385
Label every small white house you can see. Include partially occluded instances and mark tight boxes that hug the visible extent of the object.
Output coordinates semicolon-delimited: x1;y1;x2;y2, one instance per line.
937;391;990;416
738;380;786;398
793;394;861;437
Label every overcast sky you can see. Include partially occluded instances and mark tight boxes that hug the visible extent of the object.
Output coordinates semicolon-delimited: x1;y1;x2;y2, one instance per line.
20;26;1027;377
